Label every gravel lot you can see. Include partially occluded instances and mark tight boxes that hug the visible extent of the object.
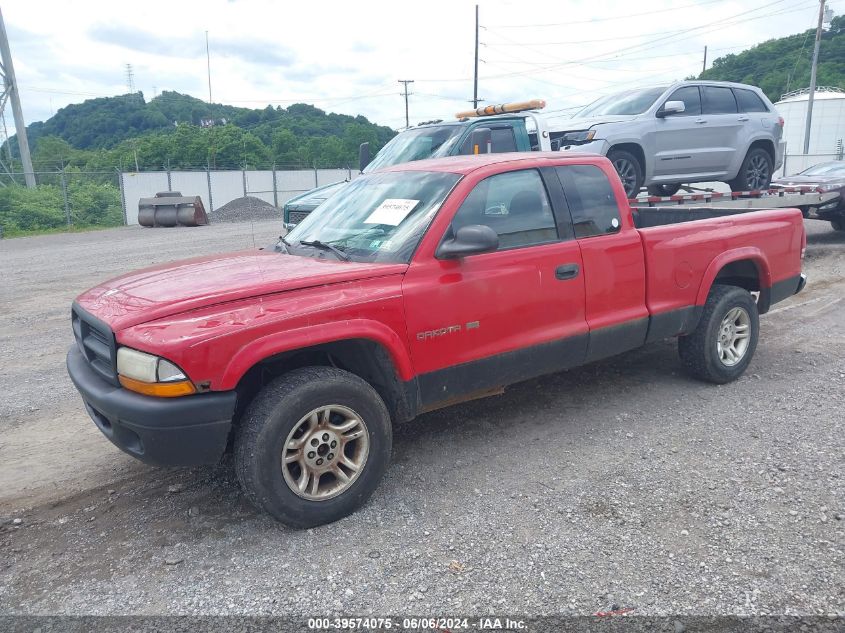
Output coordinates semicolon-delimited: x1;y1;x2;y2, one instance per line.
0;218;843;618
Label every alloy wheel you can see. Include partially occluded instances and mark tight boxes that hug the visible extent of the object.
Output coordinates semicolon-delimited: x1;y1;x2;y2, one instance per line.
745;154;770;191
716;307;751;366
282;404;369;500
613;158;639;198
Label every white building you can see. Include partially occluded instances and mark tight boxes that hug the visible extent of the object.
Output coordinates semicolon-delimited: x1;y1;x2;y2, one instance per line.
774;87;845;176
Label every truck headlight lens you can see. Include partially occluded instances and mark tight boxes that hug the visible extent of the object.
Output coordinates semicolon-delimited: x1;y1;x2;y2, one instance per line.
116;347;195;397
561;130;596;143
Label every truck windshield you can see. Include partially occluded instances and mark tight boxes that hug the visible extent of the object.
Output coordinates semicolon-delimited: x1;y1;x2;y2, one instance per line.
363;125;463;173
577;86;668;117
285;170;460;263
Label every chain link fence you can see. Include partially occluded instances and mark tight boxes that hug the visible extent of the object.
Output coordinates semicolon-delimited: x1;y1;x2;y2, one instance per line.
0;164;357;236
0;170;123;237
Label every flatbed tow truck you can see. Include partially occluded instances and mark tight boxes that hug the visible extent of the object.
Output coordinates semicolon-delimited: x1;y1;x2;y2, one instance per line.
283;99;842;229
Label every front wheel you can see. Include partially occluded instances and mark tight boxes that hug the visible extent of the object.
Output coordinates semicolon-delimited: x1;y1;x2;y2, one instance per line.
234;366;392;528
831;218;845;232
678;285;759;384
607;149;644;199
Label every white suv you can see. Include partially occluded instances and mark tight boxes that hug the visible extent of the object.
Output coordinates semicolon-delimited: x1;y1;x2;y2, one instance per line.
553;81;786;198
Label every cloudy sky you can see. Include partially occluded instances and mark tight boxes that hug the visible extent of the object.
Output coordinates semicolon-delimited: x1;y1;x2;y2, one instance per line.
2;0;840;135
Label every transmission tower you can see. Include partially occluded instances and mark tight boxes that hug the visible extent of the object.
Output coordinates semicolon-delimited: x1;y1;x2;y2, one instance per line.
0;7;35;187
125;63;135;94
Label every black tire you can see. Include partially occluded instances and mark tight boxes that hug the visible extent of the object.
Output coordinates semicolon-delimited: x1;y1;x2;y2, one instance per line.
607;149;644;199
678;284;759;384
647;183;682;197
234;366;392;528
831;218;845;232
728;148;773;191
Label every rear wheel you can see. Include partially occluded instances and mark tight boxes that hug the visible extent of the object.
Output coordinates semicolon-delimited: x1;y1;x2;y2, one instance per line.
728;148;773;191
234;366;392;528
831;218;845;232
607;149;644;199
678;284;759;384
647;183;682;197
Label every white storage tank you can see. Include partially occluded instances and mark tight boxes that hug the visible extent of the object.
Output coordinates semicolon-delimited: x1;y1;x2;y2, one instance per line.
775;87;845;176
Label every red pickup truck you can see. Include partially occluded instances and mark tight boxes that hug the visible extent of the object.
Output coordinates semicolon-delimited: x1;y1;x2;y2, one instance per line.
67;153;806;527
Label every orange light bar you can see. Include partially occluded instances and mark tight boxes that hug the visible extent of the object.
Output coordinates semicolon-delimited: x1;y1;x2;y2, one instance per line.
119;375;196;398
456;99;546;120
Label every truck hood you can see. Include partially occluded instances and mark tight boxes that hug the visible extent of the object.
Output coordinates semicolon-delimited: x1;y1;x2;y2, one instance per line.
76;250;407;331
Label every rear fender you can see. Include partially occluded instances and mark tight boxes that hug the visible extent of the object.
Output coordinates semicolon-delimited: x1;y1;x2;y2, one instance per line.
695;248;772;310
219;319;414;390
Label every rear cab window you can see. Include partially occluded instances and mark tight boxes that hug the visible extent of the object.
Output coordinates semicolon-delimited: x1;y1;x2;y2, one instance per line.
555;165;622;238
702;86;738;114
459;125;518;155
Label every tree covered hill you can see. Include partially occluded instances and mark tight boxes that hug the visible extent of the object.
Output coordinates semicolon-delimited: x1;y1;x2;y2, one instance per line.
12;91;397;171
699;15;845;102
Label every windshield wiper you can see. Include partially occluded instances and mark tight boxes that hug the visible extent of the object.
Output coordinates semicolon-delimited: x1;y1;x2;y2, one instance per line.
299;239;350;261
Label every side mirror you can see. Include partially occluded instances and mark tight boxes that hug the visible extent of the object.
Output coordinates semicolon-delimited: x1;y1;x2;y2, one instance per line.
358;142;371;172
436;224;499;259
468;127;492;154
657;100;685;118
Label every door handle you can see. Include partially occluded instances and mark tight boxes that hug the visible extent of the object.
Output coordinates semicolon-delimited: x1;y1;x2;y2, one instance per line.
694;118;707;124
555;263;580;280
738;116;750;122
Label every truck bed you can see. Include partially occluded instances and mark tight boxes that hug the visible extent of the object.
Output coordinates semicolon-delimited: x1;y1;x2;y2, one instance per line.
632;206;752;229
635;207;805;321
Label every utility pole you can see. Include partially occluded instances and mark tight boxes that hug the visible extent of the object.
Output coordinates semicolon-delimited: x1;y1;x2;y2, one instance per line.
205;30;213;104
398;79;414;129
702;45;708;74
0;7;35;188
473;4;480;108
804;0;826;154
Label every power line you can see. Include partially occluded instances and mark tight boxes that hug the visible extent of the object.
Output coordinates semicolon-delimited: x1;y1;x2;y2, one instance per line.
418;0;806;83
485;0;731;28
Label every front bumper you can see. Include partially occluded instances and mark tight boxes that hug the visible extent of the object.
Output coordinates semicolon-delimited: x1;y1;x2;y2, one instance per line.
66;346;237;466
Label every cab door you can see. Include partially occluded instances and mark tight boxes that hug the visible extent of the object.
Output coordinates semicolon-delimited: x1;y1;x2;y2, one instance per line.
401;167;588;408
553;164;648;361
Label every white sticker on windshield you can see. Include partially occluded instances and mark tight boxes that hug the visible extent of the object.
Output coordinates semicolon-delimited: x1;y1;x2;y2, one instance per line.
364;199;419;226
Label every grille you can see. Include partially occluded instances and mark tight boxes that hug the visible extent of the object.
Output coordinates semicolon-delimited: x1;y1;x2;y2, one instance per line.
288;211;311;225
72;305;118;385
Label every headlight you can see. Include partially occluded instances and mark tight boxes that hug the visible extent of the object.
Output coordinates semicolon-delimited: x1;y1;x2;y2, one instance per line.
561;130;596;143
116;347;196;397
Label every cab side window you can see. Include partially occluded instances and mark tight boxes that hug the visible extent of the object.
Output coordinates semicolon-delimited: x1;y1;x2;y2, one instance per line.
556;165;621;238
664;86;701;116
451;169;558;249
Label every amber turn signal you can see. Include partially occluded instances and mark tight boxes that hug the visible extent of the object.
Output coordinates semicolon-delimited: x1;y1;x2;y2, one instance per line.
118;375;196;398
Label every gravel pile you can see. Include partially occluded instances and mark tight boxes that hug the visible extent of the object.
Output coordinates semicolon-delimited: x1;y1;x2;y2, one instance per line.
208;196;281;224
